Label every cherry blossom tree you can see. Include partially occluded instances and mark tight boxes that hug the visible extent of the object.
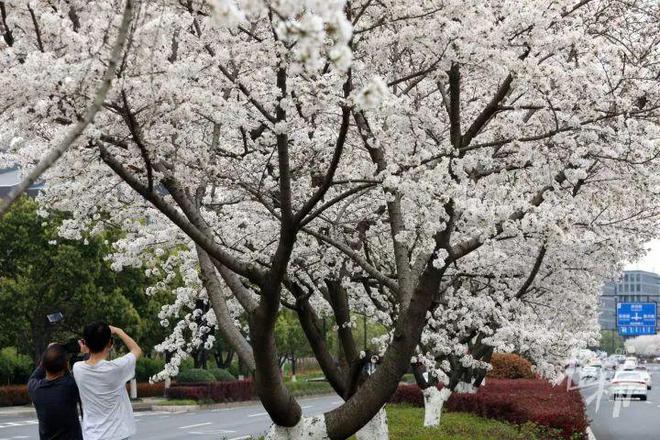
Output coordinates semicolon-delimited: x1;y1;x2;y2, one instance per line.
625;335;660;357
1;0;659;438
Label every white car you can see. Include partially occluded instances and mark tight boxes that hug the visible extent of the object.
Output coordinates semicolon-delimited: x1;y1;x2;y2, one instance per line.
611;371;648;400
581;366;601;381
622;359;637;371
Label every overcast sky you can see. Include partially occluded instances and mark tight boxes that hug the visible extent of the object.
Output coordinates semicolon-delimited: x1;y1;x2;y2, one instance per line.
626;239;660;274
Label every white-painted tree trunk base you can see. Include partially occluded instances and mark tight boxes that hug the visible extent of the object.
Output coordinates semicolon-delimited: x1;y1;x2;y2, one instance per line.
129;378;137;399
355;407;389;440
455;381;477;394
423;387;452;427
266;416;329;440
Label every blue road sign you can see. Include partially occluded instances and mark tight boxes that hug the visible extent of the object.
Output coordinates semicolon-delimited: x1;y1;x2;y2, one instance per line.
617;303;656;336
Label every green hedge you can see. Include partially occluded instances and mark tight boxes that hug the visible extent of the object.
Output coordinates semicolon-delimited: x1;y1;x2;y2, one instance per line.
208;368;235;382
135;357;165;382
176;368;216;384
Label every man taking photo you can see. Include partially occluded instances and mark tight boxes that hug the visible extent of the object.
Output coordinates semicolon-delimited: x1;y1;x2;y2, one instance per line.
28;343;83;440
73;322;142;440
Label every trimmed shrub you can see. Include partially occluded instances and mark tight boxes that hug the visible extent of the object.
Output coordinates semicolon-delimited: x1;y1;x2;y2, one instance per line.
125;382;166;398
165;379;255;402
135;357;165;382
208;380;254;402
208;368;235;382
487;353;535;379
390;383;425;406
0;385;30;406
389;378;588;439
165;385;208;401
176;368;215;384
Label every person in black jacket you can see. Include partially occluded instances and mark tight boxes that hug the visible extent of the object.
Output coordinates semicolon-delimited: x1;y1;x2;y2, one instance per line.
27;344;83;440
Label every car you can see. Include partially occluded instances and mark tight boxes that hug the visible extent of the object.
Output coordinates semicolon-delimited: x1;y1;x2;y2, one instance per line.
637;367;652;389
622;359;638;371
611;371;648;400
581;366;601;381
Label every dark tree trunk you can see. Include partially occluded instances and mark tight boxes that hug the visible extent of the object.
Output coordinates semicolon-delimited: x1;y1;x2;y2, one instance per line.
324;266;443;439
31;318;51;365
250;300;302;427
473;348;494;388
295;296;347;397
412;362;433;390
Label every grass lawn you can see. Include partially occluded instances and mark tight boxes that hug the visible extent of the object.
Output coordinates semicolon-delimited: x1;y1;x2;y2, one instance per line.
158;398;199;406
386;405;530;440
257;405;540;439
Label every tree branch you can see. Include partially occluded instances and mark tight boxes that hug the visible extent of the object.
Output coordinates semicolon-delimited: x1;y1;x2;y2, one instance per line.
196;246;256;371
0;0;134;218
98;145;266;284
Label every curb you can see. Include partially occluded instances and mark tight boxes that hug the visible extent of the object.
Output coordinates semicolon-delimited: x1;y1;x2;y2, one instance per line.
0;406;35;417
151;393;337;413
587;427;597;440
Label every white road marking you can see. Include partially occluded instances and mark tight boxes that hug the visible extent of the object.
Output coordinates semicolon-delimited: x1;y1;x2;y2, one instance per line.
0;420;38;429
229;436;252;440
300;405;313;409
178;422;212;429
188;429;236;435
247;411;268;417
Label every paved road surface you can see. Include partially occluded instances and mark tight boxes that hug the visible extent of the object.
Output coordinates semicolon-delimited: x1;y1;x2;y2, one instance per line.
582;363;660;440
0;395;342;440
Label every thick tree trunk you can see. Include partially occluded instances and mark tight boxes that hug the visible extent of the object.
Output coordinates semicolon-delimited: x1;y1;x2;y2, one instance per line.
250;304;302;427
324;267;443;439
423;387;452;426
265;415;329;440
355;407;388;440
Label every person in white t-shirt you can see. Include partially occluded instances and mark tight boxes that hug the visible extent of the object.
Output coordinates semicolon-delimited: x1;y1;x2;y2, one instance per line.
73;321;143;440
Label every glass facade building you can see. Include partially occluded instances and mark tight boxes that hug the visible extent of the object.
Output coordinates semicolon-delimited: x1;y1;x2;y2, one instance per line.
599;270;660;332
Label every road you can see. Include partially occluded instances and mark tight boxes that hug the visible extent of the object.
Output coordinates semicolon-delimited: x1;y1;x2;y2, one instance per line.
582;363;660;440
0;394;342;440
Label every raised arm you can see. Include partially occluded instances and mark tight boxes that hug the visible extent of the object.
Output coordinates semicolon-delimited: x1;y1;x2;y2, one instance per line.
109;326;143;360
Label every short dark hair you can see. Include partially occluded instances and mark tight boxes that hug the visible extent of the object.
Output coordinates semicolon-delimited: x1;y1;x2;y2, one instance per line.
83;321;112;353
42;344;68;375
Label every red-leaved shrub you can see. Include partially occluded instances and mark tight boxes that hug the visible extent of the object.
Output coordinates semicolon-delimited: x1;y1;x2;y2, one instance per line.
125;382;166;398
208;379;254;402
389;378;587;439
165;385;209;401
390;383;424;406
0;385;30;406
165;379;255;403
487;353;535;379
